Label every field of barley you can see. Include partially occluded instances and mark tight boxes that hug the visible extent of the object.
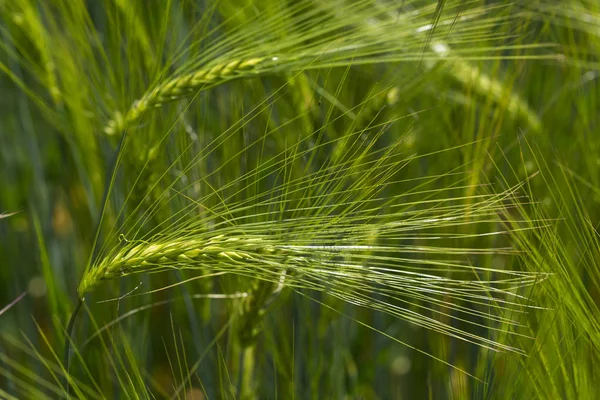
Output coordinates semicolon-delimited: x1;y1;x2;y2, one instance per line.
1;1;599;399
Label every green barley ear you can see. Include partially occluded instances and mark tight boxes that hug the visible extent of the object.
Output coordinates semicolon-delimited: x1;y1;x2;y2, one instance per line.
78;116;547;357
103;57;268;135
77;234;279;297
102;1;552;136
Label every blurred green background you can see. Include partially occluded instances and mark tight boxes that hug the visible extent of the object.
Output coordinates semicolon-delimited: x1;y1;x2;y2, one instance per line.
1;0;599;399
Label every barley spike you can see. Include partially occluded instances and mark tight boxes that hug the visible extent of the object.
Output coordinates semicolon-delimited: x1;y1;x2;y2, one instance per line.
104;57;268;135
78;234;277;297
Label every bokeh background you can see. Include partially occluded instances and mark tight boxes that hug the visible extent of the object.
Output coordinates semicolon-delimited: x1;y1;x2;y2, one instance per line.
1;1;599;399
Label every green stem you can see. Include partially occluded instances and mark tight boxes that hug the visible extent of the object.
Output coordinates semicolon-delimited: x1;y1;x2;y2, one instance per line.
237;280;278;399
63;298;83;396
240;345;257;399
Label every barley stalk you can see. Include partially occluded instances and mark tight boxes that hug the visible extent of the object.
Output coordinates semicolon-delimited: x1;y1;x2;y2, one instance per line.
238;279;278;346
80;132;550;353
79;217;549;356
236;278;278;399
103;14;549;137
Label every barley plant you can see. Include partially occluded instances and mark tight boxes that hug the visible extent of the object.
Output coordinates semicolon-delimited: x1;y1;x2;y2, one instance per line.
1;0;599;399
